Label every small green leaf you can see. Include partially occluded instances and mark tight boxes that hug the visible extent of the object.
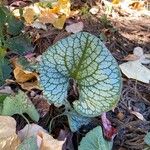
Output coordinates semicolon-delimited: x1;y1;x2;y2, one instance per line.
5;35;34;55
78;126;113;150
2;90;39;122
144;132;150;146
0;56;11;86
39;32;122;117
67;110;92;132
17;136;38;150
7;15;24;36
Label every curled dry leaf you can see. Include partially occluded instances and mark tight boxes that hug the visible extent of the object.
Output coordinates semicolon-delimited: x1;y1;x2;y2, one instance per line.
0;116;20;150
120;60;150;83
120;47;150;83
12;59;39;90
37;131;65;150
65;22;84;33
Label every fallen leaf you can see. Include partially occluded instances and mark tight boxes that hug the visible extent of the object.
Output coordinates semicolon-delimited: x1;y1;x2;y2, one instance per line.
0;116;20;150
65;22;84;33
32;21;47;30
129;1;144;10
89;6;99;15
123;54;139;61
12;59;39;90
53;15;66;29
121;47;150;83
13;61;38;83
18;123;47;141
119;60;150;83
20;81;39;91
112;0;120;4
23;8;36;24
101;112;117;140
134;47;150;64
0;86;14;95
133;47;144;57
38;9;58;24
38;131;65;150
124;47;150;64
54;0;71;16
130;110;146;121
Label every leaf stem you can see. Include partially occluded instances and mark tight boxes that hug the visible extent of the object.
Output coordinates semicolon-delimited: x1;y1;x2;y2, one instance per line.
49;111;67;133
21;114;30;139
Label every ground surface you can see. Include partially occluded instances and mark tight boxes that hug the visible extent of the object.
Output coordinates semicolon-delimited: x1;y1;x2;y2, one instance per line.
7;0;150;149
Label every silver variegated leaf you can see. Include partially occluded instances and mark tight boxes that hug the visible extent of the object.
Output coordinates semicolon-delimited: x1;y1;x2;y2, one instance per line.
39;32;122;117
67;110;92;132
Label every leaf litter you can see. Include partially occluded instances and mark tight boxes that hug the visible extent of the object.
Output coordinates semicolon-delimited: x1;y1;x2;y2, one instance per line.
0;0;150;150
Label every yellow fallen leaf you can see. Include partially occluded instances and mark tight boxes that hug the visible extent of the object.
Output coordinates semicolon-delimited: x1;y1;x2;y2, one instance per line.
129;1;144;10
12;59;39;90
53;15;66;29
38;9;58;24
23;8;36;24
55;0;71;16
0;116;20;150
18;81;40;91
14;66;38;83
112;0;120;4
37;131;65;150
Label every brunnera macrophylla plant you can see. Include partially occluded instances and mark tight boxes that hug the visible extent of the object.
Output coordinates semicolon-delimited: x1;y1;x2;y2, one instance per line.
38;32;122;132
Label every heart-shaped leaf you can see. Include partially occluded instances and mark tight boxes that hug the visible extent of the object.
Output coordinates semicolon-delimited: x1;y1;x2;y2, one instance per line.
17;136;38;150
2;90;39;122
67;110;92;132
78;126;113;150
39;32;122;117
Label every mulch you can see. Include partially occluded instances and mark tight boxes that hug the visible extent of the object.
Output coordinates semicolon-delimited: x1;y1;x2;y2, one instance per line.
7;0;150;149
